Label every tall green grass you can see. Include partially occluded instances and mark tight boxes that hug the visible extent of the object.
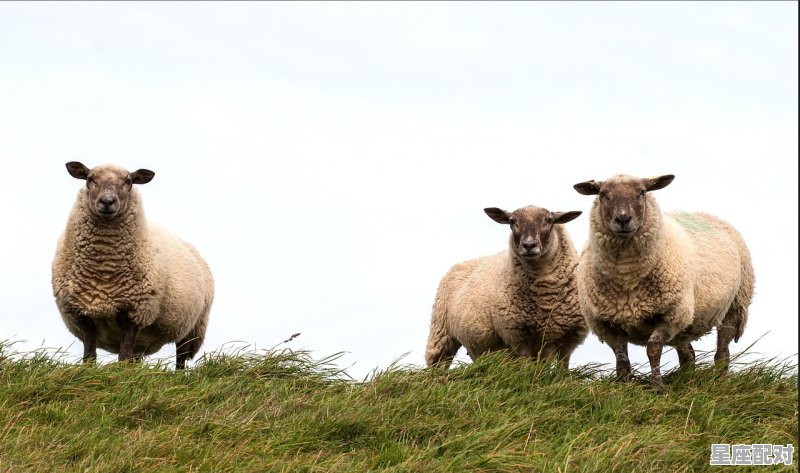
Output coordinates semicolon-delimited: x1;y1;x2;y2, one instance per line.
0;341;796;472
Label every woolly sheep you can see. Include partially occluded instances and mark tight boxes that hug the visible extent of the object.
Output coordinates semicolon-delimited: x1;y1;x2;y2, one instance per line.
573;174;754;389
425;205;587;369
52;162;214;369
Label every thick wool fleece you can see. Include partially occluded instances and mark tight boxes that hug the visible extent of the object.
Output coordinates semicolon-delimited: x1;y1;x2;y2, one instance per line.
426;224;587;366
577;195;754;347
52;186;214;357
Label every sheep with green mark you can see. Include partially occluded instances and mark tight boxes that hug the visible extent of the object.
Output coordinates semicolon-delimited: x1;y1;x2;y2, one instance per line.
573;174;754;390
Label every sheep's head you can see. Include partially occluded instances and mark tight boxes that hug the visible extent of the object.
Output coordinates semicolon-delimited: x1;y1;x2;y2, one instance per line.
484;206;581;262
573;174;674;238
65;162;155;220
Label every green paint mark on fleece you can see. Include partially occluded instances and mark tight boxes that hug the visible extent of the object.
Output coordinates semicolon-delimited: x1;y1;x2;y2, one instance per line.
671;211;712;233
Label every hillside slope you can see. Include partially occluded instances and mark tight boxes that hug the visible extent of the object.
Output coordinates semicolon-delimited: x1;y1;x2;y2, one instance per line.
0;344;796;472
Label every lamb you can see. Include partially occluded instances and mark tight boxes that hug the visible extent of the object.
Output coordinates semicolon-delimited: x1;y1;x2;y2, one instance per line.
573;174;754;389
425;205;587;369
52;162;214;369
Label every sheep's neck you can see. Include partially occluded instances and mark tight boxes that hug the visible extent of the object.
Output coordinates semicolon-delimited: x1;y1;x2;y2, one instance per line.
70;198;148;274
509;229;565;277
595;212;664;264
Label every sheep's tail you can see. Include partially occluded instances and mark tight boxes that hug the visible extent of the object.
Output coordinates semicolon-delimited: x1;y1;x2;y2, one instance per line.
732;241;755;342
176;285;212;368
425;291;460;369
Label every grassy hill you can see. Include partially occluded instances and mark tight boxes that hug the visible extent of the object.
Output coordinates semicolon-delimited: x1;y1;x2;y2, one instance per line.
0;343;796;472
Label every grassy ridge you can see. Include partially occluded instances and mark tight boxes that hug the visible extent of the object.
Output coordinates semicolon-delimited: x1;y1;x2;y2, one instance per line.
0;344;796;472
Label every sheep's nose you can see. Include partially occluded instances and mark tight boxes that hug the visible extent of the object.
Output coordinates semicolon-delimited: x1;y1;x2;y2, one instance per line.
614;213;632;225
99;196;117;206
522;241;541;254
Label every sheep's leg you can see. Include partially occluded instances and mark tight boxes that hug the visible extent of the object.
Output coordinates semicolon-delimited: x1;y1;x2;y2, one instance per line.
175;347;188;370
714;315;737;372
675;343;696;370
115;312;140;362
176;335;199;370
558;355;570;371
646;329;668;391
538;342;557;362
77;316;97;363
425;335;461;369
556;346;571;371
607;338;631;381
534;342;566;368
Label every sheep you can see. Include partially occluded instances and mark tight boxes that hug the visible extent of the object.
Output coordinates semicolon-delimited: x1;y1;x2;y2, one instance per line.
52;162;214;369
573;174;754;389
425;205;587;369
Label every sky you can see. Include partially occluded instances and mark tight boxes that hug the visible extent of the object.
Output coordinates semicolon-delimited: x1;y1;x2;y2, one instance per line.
0;2;796;380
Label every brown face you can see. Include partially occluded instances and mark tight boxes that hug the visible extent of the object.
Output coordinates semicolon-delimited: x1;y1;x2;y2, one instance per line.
484;206;581;261
65;162;155;220
573;174;674;238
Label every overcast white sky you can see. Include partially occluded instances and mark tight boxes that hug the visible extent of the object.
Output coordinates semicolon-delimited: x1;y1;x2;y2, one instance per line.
0;2;796;379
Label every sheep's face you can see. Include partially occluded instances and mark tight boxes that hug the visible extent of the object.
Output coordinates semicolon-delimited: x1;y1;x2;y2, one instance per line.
573;174;674;238
485;206;581;262
65;162;155;220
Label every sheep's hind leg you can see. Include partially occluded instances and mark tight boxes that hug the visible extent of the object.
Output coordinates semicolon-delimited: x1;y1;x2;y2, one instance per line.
425;334;461;369
77;315;97;363
115;312;140;362
714;315;737;373
675;343;696;370
607;338;631;382
176;334;202;370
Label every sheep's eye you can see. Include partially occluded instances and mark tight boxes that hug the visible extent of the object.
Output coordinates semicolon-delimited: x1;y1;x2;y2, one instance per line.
545;218;553;225
638;190;646;198
509;218;517;226
598;191;608;200
86;176;95;186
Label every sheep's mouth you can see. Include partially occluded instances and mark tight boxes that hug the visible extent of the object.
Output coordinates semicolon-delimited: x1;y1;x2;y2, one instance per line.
95;208;118;218
613;229;635;237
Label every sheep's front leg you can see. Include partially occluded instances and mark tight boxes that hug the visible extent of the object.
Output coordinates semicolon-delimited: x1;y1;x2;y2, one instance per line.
556;344;576;371
646;328;669;391
77;315;97;363
535;342;559;366
115;311;140;362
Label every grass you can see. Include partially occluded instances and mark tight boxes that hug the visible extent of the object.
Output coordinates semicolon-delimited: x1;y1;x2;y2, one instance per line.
0;341;796;472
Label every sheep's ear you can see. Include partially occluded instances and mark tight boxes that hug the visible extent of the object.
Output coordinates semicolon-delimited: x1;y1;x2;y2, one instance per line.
130;169;155;185
484;208;511;224
66;162;90;180
573;180;601;195
552;211;582;225
644;174;674;192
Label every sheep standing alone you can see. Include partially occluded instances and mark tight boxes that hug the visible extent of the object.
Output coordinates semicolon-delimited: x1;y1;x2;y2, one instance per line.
52;162;214;369
573;174;754;389
425;205;587;369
